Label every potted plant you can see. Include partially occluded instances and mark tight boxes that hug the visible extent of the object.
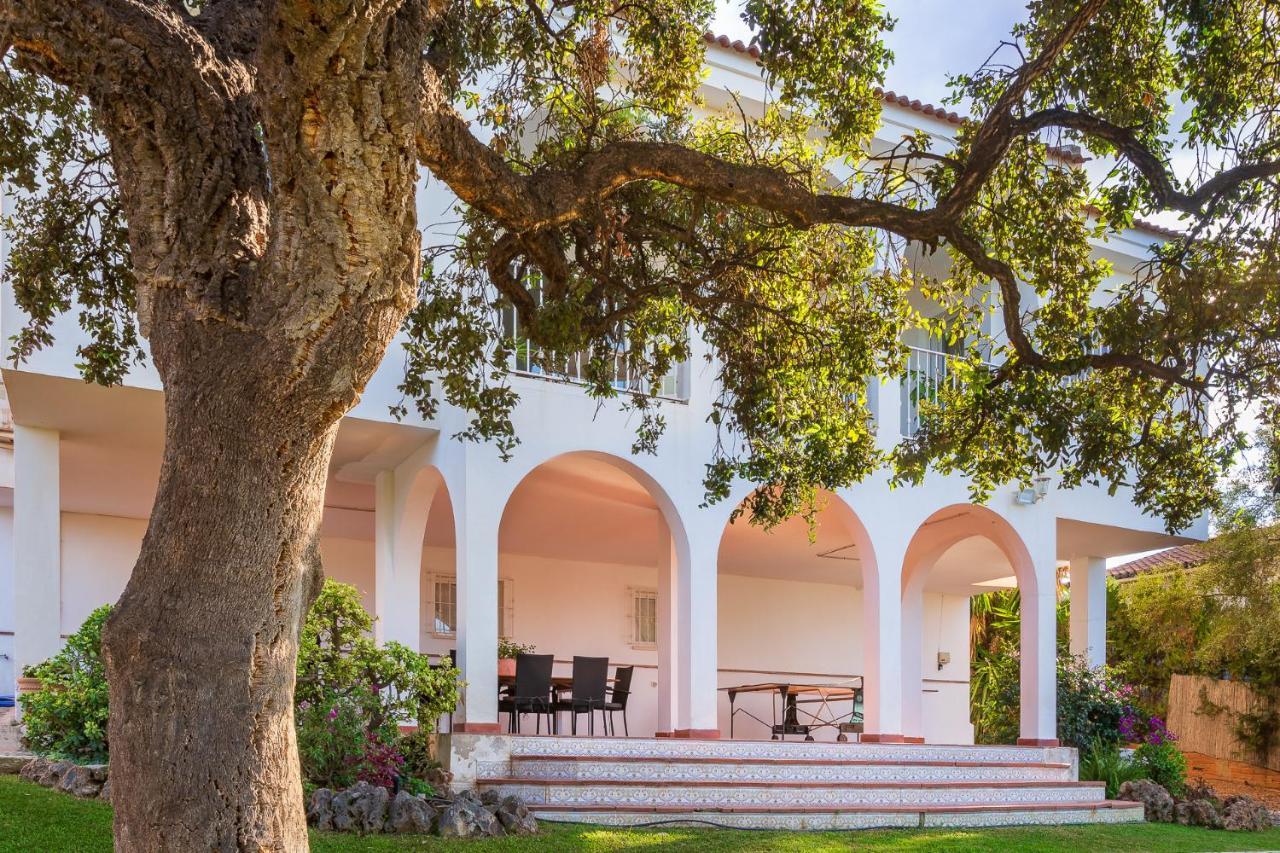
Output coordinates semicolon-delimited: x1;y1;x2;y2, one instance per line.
497;638;536;678
16;664;43;696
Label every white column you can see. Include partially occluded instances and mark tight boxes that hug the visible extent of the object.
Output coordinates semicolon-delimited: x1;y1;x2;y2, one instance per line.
656;527;680;735
1019;565;1059;745
675;528;719;737
452;456;501;732
863;540;906;741
900;572;926;741
14;426;61;705
373;459;436;650
1069;556;1107;668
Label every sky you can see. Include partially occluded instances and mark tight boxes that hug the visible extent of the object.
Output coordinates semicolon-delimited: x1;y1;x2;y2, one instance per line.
711;1;1029;108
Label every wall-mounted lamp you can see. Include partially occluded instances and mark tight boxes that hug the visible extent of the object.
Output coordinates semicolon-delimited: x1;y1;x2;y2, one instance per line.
1014;475;1051;506
936;651;951;671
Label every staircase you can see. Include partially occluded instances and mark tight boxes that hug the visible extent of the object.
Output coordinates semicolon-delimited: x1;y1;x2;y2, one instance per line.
453;735;1144;830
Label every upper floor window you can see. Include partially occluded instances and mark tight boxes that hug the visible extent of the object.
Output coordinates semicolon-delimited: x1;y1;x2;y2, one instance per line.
497;280;688;401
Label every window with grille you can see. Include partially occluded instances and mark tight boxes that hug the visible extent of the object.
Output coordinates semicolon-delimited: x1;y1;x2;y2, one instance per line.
631;589;657;647
428;576;512;638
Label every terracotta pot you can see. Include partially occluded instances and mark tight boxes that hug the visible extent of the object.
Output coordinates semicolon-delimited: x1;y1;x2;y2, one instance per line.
497;658;516;678
16;676;43;695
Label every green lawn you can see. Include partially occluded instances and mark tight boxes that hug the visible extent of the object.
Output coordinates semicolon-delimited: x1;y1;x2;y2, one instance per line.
5;775;1280;852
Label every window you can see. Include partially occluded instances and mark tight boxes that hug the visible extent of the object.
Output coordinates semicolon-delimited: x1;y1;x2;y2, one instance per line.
631;588;657;647
429;575;513;638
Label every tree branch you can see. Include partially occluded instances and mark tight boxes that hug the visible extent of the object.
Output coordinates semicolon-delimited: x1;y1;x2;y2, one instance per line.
1019;107;1280;216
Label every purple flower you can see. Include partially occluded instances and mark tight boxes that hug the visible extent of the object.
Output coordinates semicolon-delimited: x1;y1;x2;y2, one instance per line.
328;707;339;721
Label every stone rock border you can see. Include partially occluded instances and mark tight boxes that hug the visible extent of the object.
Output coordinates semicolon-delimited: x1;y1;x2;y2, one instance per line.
19;757;111;801
1117;779;1272;831
307;782;537;838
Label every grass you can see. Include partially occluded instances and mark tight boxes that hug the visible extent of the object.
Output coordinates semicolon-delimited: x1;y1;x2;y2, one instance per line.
6;775;1280;852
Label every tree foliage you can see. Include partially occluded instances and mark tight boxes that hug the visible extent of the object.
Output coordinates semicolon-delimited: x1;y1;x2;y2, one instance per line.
3;0;1279;530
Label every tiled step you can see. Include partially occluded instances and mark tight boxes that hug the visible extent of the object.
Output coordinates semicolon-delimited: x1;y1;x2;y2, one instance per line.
528;800;1145;830
508;754;1074;784
477;778;1107;809
504;735;1074;767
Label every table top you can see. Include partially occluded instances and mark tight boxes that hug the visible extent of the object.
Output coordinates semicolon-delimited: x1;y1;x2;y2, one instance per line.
721;680;863;699
499;674;614;688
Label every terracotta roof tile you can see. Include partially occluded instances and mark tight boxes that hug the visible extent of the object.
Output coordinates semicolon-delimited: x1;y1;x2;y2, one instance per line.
1107;544;1205;580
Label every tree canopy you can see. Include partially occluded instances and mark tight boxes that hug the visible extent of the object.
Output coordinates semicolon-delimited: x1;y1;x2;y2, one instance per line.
2;1;1278;531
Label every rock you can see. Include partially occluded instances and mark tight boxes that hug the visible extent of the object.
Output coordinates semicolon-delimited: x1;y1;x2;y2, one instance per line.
306;788;334;831
98;779;111;803
348;781;390;834
19;757;50;784
1175;798;1224;829
479;788;502;807
1223;795;1272;831
57;764;103;798
387;790;435;834
1117;779;1175;823
495;795;538;835
437;796;503;838
423;766;453;794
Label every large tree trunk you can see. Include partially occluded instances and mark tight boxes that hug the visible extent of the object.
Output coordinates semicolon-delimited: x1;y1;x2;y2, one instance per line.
102;366;339;851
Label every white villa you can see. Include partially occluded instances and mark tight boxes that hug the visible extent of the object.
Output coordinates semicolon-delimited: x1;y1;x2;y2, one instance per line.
0;33;1202;828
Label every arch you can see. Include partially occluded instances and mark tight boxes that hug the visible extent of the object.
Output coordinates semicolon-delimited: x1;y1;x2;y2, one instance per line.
714;488;879;740
898;504;1046;744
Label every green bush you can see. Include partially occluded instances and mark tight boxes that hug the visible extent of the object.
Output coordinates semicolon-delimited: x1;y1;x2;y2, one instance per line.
1134;741;1188;797
295;580;459;789
1079;738;1146;799
1056;655;1132;752
19;606;111;763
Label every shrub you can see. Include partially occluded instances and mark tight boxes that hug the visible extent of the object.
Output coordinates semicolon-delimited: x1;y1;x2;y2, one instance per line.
19;605;111;763
295;580;459;789
498;637;536;659
1079;738;1146;799
1134;741;1188;797
1056;655;1133;752
975;650;1134;753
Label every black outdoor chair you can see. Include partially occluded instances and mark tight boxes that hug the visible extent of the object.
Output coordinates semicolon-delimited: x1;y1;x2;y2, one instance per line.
603;665;634;737
553;656;609;736
498;653;554;734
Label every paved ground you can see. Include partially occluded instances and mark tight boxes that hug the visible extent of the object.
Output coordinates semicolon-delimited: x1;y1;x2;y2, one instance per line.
0;707;23;755
1185;751;1280;809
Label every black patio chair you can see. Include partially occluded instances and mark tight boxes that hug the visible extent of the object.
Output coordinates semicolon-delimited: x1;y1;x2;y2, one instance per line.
603;665;634;737
498;653;554;734
553;656;609;736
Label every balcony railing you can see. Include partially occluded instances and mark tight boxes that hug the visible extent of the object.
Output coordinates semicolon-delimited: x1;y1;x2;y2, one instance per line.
899;346;984;437
498;303;688;401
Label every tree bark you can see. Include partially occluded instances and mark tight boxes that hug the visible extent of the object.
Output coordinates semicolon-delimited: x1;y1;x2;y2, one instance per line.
102;355;338;851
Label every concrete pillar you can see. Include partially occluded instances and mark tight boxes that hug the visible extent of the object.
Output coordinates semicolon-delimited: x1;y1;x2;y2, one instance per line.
655;527;680;735
862;539;906;742
1069;556;1107;668
373;458;439;650
13;425;60;710
451;454;501;733
675;528;719;737
1019;563;1059;745
900;571;927;741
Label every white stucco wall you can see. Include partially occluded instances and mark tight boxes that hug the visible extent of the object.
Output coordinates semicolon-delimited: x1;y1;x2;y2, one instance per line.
11;514;976;741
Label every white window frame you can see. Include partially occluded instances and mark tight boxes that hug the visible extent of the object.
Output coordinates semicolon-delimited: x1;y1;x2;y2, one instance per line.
428;574;513;639
629;587;658;649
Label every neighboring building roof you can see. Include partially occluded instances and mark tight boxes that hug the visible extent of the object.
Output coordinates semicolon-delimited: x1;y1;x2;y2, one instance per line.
701;32;1182;240
1108;543;1206;580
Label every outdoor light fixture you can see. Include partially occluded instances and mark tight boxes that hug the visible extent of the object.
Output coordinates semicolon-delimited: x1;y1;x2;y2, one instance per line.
936;651;951;671
1014;475;1052;506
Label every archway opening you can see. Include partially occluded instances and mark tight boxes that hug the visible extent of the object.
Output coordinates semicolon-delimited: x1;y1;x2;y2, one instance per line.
715;490;873;741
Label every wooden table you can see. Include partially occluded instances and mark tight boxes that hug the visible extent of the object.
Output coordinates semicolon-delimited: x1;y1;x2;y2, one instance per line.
721;680;864;741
